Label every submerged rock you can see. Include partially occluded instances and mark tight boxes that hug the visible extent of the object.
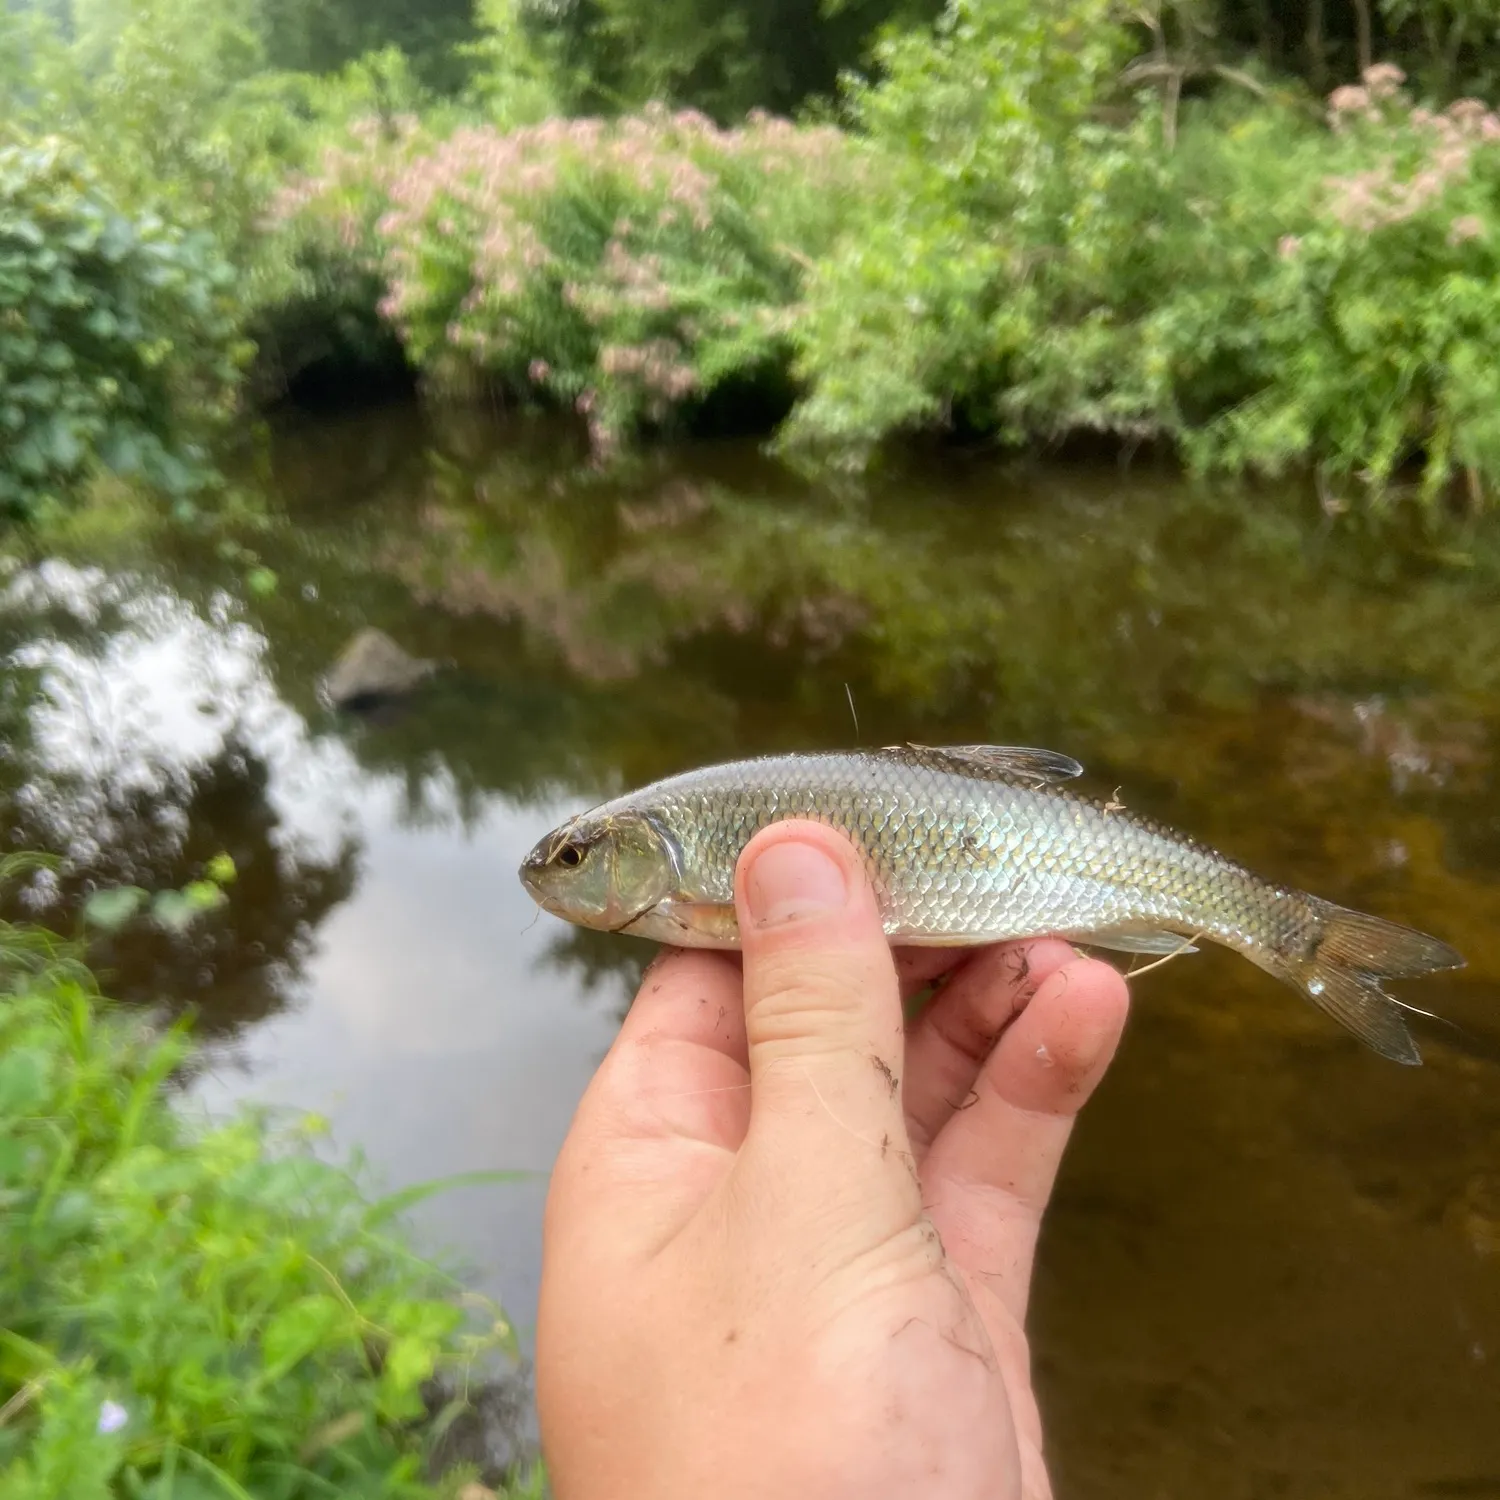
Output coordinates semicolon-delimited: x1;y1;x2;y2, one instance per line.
321;627;436;710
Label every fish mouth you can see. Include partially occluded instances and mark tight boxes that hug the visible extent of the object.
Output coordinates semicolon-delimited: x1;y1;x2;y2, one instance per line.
519;881;575;927
517;856;555;908
517;851;592;926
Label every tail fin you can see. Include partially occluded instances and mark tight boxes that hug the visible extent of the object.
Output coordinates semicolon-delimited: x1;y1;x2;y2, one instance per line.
1278;898;1465;1066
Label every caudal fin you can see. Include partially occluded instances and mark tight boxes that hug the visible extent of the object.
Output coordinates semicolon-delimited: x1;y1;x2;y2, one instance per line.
1280;898;1465;1066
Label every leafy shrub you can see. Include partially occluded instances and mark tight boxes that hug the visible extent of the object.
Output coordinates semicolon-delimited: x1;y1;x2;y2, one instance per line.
777;0;1500;507
1184;67;1500;506
11;0;300;267
247;76;434;400
0;139;246;522
512;0;939;120
0;856;527;1499
777;0;1134;464
457;0;569;128
257;0;479;84
273;105;862;453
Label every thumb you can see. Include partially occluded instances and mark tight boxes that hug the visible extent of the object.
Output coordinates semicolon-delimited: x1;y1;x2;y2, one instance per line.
734;821;911;1166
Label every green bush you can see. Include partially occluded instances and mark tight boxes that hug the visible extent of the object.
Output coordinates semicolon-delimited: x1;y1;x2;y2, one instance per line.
244;57;438;400
777;0;1135;464
0;857;530;1499
526;0;939;120
15;0;1500;510
10;0;299;267
0;139;246;522
1183;70;1500;507
776;0;1500;507
274;105;862;453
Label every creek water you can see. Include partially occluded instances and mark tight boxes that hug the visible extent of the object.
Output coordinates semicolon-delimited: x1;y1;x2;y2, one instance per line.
3;399;1499;1497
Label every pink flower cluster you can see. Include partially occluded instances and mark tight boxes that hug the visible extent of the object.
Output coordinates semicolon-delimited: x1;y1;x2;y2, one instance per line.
599;338;699;400
1324;66;1500;236
1327;63;1408;127
268;103;855;448
265;113;423;266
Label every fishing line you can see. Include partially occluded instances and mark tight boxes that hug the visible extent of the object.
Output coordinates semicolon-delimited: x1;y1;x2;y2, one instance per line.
795;1061;915;1163
658;1080;753;1100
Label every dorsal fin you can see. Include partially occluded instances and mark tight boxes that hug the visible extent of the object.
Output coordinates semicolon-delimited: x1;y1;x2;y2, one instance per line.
876;743;1085;785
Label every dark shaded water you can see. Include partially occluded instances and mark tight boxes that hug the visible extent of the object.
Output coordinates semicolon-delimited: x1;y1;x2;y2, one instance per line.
4;401;1500;1497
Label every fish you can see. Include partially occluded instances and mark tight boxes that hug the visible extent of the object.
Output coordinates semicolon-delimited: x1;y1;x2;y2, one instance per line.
518;744;1465;1065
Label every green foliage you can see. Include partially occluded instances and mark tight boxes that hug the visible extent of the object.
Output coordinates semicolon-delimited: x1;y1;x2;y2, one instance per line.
6;1;455;322
0;866;527;1500
239;55;439;401
459;0;567;127
276;107;862;451
15;0;1500;511
0;139;245;522
779;0;1135;463
1179;73;1500;507
82;852;237;935
18;0;291;260
773;1;1500;508
1375;0;1500;94
1;0;336;476
518;0;939;120
257;0;478;83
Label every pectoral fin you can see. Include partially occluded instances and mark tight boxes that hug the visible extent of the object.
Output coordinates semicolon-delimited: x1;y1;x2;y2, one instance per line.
621;899;741;947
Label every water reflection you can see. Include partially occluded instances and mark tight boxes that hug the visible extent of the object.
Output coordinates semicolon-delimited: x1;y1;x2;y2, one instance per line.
1;403;1498;1497
0;563;361;1030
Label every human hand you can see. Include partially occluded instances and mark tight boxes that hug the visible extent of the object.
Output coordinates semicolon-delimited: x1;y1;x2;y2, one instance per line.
536;819;1130;1500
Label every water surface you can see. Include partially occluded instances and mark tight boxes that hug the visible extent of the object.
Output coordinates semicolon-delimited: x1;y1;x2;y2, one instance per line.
4;402;1499;1497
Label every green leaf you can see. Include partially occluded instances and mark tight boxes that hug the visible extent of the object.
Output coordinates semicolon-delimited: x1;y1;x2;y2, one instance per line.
259;1294;350;1377
83;886;149;933
44;422;83;481
0;1329;56;1385
136;1473;225;1500
0;1047;53;1115
175;1451;255;1500
180;880;227;915
0;1137;31;1182
103;1145;205;1198
149;887;221;932
362;1169;531;1229
377;1335;437;1416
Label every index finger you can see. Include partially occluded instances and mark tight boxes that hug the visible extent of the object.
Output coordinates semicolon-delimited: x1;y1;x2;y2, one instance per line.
921;953;1129;1324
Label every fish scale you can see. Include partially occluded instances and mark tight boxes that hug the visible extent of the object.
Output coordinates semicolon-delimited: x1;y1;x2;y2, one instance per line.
519;744;1465;1065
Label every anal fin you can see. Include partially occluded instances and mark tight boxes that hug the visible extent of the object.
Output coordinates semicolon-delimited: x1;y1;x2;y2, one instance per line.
1066;925;1200;957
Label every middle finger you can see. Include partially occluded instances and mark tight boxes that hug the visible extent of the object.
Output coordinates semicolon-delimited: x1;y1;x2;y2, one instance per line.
900;938;1080;1155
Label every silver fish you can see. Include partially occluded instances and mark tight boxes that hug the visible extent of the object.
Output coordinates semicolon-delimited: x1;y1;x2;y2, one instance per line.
518;744;1464;1064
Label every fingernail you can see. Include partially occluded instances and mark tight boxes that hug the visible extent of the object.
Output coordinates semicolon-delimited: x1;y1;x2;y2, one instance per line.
745;839;849;927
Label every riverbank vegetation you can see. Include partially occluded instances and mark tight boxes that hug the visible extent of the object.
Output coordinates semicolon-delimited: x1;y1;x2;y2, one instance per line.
10;0;1500;514
0;855;538;1499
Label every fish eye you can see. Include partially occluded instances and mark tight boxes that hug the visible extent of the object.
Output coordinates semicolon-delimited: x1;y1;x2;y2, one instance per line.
556;842;585;868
